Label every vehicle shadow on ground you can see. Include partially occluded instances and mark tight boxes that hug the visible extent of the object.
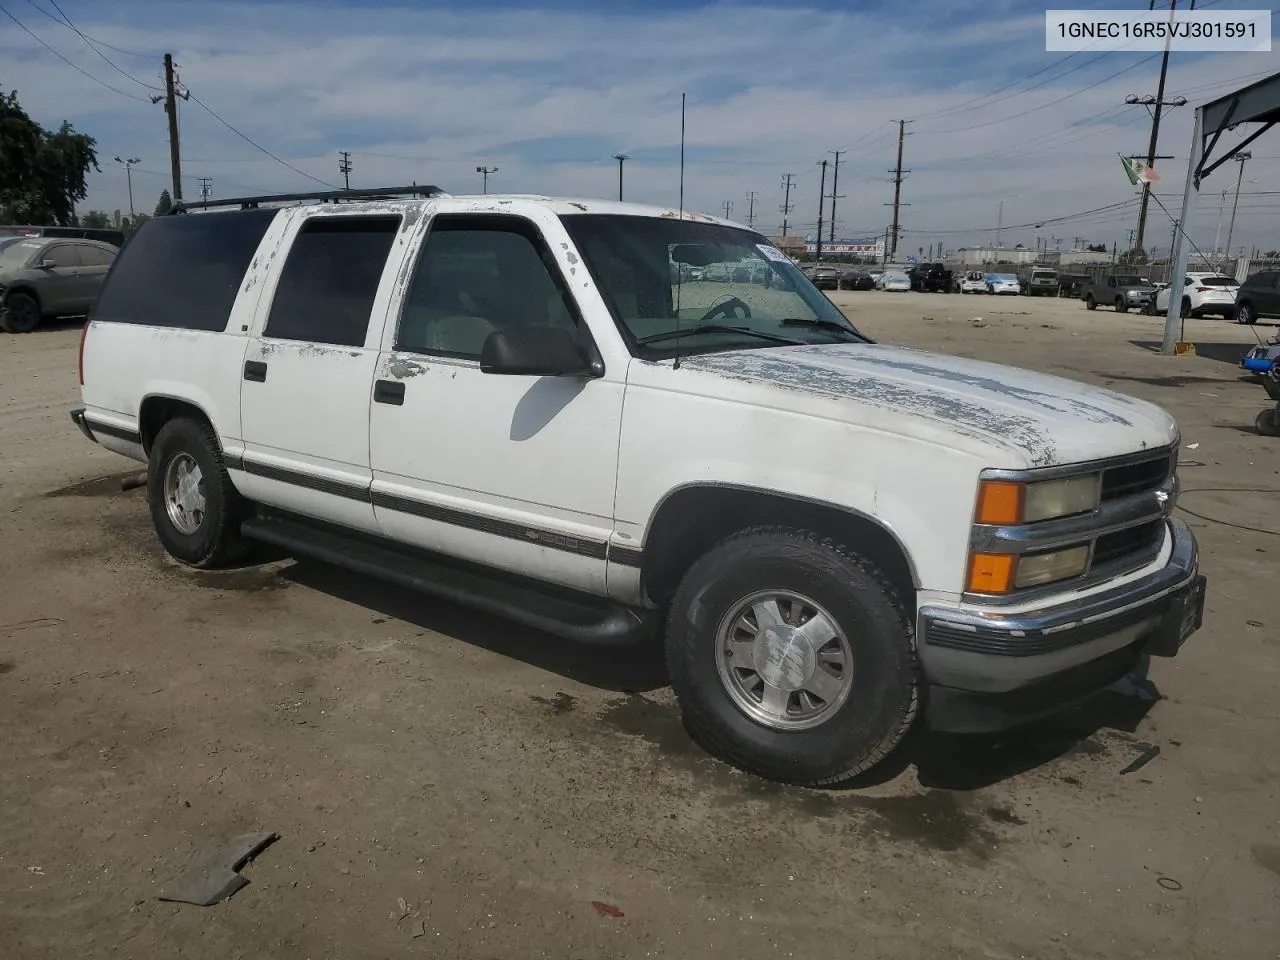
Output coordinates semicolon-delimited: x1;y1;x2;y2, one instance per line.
845;689;1159;791
1130;338;1275;366
278;558;669;694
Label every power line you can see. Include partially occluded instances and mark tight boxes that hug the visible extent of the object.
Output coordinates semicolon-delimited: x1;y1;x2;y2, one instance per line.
31;0;163;91
0;3;151;102
186;92;339;189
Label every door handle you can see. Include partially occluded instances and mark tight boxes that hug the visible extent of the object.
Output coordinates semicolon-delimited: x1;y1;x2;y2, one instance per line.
243;360;267;382
373;379;405;405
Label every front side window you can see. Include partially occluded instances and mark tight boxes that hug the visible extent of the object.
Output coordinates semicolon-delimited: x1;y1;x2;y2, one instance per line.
396;214;581;359
44;245;82;268
265;215;399;347
559;214;867;359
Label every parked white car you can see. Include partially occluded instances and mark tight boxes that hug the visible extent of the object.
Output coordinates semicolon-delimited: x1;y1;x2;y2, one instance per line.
1151;272;1239;319
881;272;911;292
71;192;1205;786
959;271;988;294
987;274;1021;295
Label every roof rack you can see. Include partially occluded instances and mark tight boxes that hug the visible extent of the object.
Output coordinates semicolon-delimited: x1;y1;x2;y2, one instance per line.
170;184;444;214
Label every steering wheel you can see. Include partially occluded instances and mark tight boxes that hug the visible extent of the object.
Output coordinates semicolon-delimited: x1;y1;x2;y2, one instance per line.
699;296;752;322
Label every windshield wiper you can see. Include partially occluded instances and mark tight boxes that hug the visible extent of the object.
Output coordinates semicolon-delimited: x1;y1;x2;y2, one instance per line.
779;317;863;339
636;324;803;346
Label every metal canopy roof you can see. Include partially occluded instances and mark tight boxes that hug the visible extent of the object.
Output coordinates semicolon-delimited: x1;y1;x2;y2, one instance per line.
1194;71;1280;186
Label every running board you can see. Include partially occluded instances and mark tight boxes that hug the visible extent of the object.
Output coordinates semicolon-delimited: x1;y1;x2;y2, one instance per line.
240;513;654;646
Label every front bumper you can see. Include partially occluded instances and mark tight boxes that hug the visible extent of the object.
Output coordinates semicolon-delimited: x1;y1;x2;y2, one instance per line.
918;518;1204;732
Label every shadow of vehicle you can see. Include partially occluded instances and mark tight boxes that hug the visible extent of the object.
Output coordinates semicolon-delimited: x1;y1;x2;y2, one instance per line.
277;557;668;694
1129;338;1277;367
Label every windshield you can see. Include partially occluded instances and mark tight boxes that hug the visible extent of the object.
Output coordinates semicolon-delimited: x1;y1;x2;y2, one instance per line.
0;238;41;266
1197;276;1236;286
992;274;1017;282
1115;276;1144;286
1033;270;1056;279
559;215;867;358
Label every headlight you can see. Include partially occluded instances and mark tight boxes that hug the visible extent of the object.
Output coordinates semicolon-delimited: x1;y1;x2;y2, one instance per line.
975;474;1099;525
966;544;1090;595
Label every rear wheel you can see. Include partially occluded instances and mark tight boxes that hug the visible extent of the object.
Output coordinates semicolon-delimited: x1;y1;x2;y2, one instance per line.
1256;407;1280;437
1;291;41;333
1180;298;1192;319
1115;297;1129;313
664;526;919;785
1086;294;1097;310
147;418;250;568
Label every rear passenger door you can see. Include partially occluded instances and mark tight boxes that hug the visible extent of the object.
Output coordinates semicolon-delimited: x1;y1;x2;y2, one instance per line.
237;214;401;534
72;243;116;312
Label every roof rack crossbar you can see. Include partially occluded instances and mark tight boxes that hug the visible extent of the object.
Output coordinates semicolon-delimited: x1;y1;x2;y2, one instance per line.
170;184;443;213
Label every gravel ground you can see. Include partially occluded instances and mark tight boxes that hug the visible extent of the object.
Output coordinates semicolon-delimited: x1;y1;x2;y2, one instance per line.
1;294;1278;959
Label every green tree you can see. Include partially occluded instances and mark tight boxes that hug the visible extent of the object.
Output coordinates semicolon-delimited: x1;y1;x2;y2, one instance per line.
81;210;110;229
0;86;99;225
154;189;172;217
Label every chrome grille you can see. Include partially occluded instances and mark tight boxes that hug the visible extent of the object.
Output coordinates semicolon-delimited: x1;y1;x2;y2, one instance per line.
1092;519;1165;569
1101;451;1174;501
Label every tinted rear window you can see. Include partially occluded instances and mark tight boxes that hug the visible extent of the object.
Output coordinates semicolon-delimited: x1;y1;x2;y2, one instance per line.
91;209;276;331
263;216;399;347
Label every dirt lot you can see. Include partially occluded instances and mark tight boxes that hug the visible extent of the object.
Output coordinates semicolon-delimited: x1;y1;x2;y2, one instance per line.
2;295;1278;959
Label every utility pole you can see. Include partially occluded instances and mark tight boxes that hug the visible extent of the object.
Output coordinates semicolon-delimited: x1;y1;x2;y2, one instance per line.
338;151;353;191
197;176;212;209
162;54;186;201
882;227;890;267
779;174;795;236
1224;151;1251;270
722;200;734;220
886;120;910;260
476;165;498;194
815;159;828;262
113;156;140;219
1169;219;1180;265
745;191;758;228
827;149;845;244
1125;0;1187;258
612;154;629;201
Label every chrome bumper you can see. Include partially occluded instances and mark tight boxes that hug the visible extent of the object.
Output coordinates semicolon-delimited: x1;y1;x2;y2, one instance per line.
918;518;1201;696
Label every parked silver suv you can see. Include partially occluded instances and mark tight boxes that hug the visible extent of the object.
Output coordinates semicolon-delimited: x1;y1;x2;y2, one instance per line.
0;236;118;333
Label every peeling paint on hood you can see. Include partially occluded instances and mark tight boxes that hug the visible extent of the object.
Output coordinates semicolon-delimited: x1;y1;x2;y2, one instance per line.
676;343;1178;469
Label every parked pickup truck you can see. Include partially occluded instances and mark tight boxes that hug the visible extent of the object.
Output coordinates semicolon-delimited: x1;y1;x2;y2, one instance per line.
908;262;953;293
71;193;1207;785
1082;274;1157;313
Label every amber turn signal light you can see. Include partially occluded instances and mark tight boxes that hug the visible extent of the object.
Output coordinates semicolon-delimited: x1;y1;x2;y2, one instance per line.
966;552;1017;595
975;480;1024;525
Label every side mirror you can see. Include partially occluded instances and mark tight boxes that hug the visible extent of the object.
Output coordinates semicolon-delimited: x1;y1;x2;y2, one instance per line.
38;259;56;269
479;327;594;377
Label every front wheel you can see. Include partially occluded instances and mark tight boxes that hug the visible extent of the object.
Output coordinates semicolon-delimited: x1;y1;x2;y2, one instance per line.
1115;297;1129;313
1257;407;1280;437
664;526;919;785
1086;295;1097;310
1237;302;1257;325
1;291;41;333
147;418;250;568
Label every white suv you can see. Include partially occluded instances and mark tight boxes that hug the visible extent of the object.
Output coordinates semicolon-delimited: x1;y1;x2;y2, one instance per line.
1151;272;1239;319
70;190;1206;785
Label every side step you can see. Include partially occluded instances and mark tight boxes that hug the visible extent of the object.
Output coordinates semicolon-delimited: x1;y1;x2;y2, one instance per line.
240;513;654;646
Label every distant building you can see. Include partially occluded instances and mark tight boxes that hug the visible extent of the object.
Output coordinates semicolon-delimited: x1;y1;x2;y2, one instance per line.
954;247;1038;266
1057;249;1116;266
771;235;807;257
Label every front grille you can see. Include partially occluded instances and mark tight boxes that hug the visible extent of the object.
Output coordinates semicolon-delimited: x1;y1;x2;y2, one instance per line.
1092;520;1164;569
1100;452;1172;501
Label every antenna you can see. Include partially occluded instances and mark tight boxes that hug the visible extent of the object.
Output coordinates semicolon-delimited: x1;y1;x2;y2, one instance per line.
674;92;687;370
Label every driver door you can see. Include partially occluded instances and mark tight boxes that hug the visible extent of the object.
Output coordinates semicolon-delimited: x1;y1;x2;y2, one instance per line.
369;210;625;595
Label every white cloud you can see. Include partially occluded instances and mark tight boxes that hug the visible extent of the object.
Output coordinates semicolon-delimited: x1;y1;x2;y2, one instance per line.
2;0;1275;253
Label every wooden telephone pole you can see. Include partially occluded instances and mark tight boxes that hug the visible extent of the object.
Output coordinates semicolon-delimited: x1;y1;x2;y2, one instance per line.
163;54;184;201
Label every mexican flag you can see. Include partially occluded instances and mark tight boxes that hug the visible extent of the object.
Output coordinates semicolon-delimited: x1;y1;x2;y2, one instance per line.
1121;155;1159;185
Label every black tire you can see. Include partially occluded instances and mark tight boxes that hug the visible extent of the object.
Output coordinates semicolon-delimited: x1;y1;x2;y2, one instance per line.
1256;407;1280;437
1145;298;1157;316
1086;294;1097;310
664;526;919;786
1237;301;1257;325
1115;297;1128;313
147;417;250;568
1;291;41;333
1180;298;1191;319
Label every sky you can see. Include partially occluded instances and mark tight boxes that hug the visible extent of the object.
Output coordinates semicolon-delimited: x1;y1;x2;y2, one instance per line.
2;0;1277;256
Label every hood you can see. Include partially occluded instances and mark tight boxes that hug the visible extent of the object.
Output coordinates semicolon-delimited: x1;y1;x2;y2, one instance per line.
674;343;1178;469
